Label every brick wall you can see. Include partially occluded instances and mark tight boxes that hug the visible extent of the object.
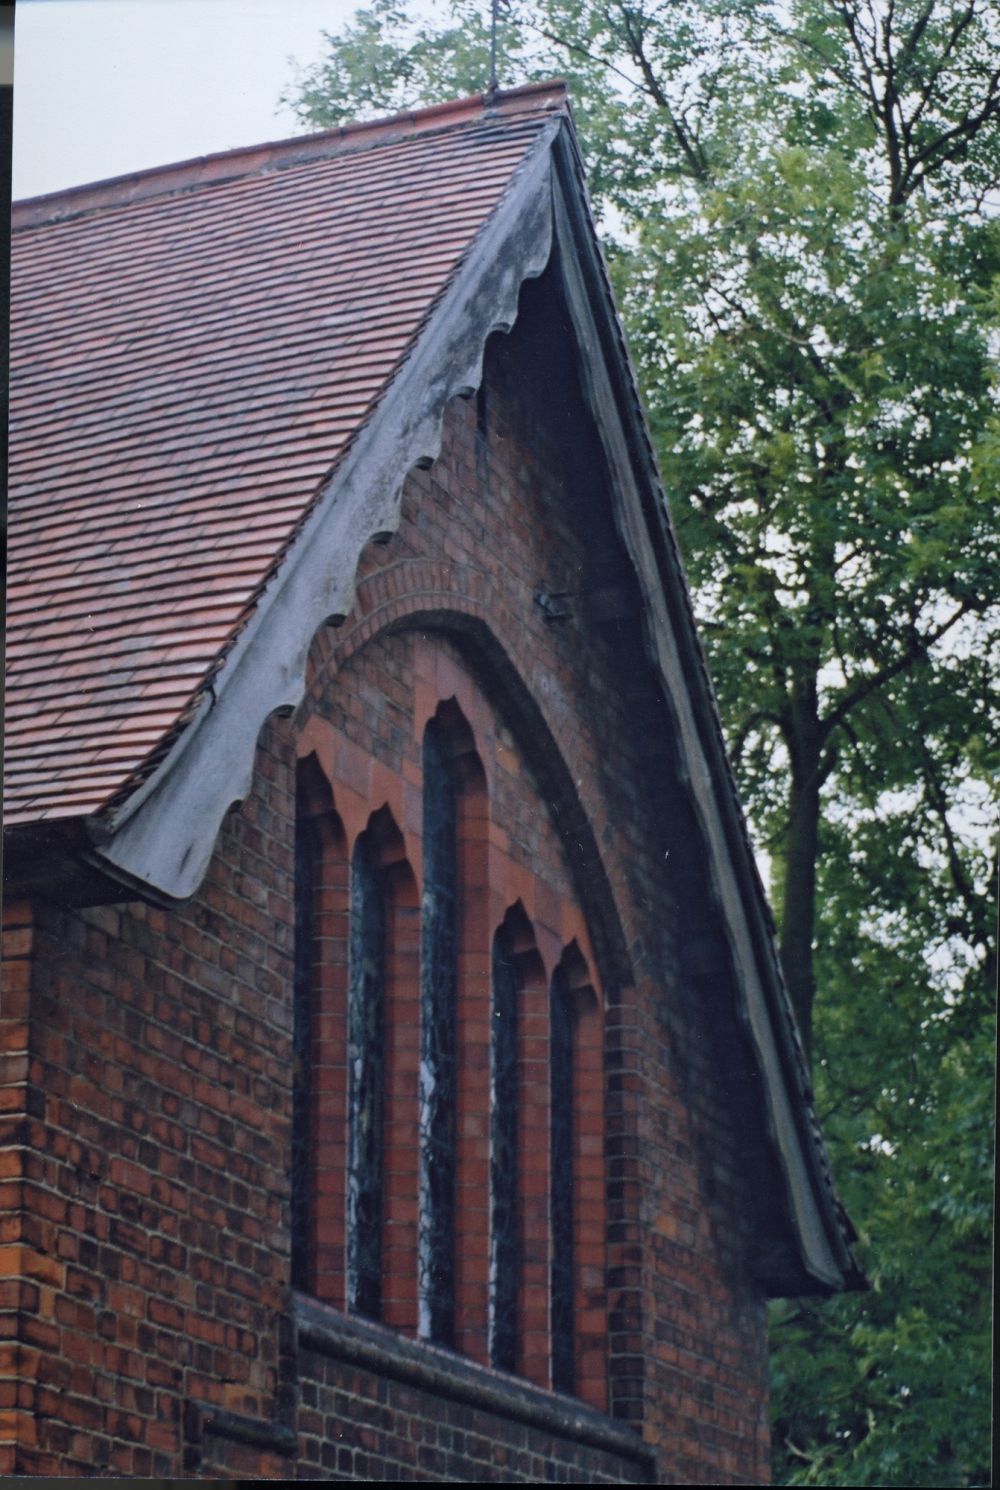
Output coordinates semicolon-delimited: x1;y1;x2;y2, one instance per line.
0;897;38;1474
2;720;296;1477
2;263;772;1482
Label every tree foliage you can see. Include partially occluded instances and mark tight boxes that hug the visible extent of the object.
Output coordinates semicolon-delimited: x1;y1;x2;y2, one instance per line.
284;4;998;1483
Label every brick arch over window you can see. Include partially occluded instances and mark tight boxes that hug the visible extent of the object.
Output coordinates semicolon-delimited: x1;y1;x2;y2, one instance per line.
305;578;632;987
295;619;622;1411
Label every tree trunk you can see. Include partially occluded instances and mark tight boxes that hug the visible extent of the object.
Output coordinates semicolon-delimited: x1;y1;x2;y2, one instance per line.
778;677;824;1061
779;759;821;1058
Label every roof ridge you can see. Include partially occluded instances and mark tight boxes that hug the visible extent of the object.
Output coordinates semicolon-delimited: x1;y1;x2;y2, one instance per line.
12;79;568;230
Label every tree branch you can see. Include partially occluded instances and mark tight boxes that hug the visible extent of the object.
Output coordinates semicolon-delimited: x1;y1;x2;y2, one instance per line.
917;746;994;963
903;3;977;140
613;2;710;180
820;599;972;741
729;708;783;767
895;0;937;81
836;0;884;117
521;18;649;101
904;71;1000;190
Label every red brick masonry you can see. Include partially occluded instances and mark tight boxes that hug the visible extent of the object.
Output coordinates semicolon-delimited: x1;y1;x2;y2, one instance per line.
1;279;771;1482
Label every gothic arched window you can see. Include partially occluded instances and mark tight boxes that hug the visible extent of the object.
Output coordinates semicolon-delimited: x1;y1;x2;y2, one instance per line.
291;790;319;1294
550;960;576;1394
291;679;607;1409
489;925;520;1372
347;830;386;1320
292;756;348;1301
419;718;458;1345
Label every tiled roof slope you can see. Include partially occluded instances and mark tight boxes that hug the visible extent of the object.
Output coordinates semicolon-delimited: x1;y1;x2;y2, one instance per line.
6;83;564;825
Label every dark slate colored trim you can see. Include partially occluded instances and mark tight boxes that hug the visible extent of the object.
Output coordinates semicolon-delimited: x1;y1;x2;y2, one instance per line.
545;122;862;1294
294;1292;655;1474
3;817;133;908
184;1399;298;1460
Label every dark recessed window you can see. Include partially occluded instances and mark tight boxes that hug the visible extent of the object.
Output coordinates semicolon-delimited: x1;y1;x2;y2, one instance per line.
347;831;386;1321
291;798;318;1294
419;719;457;1345
490;925;520;1372
550;964;575;1394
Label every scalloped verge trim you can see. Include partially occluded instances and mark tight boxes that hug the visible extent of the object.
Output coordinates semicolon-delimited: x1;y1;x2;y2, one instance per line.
93;124;558;901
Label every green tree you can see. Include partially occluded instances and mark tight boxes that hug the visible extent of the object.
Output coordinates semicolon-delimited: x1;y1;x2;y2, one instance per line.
284;4;998;1482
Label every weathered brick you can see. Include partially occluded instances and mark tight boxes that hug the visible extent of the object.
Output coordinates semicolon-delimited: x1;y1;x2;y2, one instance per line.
2;280;774;1484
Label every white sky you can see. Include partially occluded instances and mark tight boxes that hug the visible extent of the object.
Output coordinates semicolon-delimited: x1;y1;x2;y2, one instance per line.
13;0;370;198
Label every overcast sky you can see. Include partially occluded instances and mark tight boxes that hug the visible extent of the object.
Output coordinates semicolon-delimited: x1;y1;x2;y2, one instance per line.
13;0;372;198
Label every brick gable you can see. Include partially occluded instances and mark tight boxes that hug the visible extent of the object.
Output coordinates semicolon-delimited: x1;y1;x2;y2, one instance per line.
4;83;860;1483
2;287;780;1481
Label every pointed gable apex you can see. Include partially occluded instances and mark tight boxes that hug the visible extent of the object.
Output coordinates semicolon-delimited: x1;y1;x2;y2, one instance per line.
5;83;861;1299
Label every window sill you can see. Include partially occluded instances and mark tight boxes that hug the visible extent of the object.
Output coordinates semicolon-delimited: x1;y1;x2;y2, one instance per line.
292;1291;653;1471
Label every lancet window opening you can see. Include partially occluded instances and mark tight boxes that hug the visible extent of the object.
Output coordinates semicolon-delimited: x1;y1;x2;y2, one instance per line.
292;759;348;1301
291;802;318;1293
347;830;387;1320
550;960;576;1394
489;924;520;1372
419;717;459;1345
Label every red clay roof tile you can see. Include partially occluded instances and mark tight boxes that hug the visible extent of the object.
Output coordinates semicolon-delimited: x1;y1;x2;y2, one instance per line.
6;85;566;825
